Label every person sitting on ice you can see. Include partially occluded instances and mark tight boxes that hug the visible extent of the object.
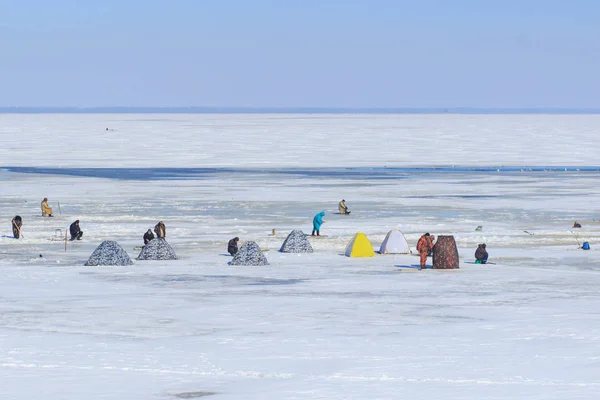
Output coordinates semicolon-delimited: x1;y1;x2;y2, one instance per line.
154;221;166;238
475;243;488;264
338;199;350;215
312;211;325;236
143;229;155;245
41;197;54;217
228;237;239;256
69;220;83;241
573;221;582;228
11;215;23;239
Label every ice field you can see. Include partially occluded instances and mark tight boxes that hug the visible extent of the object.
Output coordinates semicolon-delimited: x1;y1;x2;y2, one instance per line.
2;114;600;399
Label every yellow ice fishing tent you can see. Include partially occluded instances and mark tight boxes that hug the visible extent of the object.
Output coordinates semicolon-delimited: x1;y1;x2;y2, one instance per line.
344;232;375;257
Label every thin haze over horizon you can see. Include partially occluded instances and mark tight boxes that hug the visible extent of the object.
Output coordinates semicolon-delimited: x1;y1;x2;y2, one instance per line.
1;0;599;108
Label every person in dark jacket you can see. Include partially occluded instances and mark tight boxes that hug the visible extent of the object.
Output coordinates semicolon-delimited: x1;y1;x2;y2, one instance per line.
475;243;488;264
228;237;239;256
154;221;166;238
573;221;582;228
143;229;155;245
12;215;22;239
69;220;83;241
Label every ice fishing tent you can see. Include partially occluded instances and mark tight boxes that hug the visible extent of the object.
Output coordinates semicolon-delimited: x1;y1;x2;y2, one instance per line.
279;230;314;253
230;241;269;266
432;235;459;269
379;229;411;254
137;238;178;260
84;241;133;266
344;232;375;257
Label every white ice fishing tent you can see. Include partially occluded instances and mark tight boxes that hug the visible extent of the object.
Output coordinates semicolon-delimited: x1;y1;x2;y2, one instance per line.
379;229;411;254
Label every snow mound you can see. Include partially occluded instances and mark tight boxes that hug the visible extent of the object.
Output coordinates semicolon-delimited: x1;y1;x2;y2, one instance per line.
279;230;313;253
84;241;133;266
230;242;269;266
137;238;178;260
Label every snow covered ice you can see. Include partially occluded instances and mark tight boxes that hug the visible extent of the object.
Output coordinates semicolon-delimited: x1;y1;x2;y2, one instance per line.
2;114;600;399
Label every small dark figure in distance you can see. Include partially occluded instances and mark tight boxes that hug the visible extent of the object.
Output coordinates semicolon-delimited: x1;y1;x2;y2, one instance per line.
312;211;325;236
12;215;23;239
69;220;83;241
338;199;350;215
41;197;53;217
154;221;166;238
573;221;582;228
475;243;488;264
416;233;435;269
228;237;239;256
143;229;155;245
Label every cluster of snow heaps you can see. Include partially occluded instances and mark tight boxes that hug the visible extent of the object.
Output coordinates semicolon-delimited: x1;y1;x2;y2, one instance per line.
230;241;269;266
137;238;177;260
279;230;314;253
84;241;133;266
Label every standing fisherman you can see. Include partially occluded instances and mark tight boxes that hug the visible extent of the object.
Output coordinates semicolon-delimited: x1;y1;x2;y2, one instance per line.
11;215;23;239
312;212;325;236
154;221;166;238
416;233;435;269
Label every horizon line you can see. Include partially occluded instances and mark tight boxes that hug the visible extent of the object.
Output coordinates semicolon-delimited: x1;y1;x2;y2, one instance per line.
1;106;600;115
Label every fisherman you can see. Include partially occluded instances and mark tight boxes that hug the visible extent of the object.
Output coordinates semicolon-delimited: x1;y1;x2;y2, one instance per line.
312;211;325;236
416;233;435;269
228;237;239;256
41;197;54;217
475;243;488;264
143;229;155;245
11;215;22;239
573;221;582;228
338;199;350;215
69;220;83;241
154;221;166;238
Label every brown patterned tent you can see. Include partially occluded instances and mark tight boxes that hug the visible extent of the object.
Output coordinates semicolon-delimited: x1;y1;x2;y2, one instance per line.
432;235;459;269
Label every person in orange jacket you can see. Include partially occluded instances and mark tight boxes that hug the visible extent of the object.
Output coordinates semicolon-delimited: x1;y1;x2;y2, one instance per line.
416;233;435;269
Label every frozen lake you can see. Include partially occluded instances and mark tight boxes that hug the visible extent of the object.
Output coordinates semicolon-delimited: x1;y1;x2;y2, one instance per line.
1;114;600;399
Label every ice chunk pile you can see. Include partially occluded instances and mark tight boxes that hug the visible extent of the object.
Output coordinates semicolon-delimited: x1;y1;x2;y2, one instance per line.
230;241;269;266
84;241;133;266
279;230;313;253
137;238;178;260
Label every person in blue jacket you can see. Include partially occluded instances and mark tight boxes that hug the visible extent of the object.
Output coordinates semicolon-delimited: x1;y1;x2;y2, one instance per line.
312;211;325;236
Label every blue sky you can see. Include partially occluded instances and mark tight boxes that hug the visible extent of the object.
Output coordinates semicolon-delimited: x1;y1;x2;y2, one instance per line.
1;0;599;108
